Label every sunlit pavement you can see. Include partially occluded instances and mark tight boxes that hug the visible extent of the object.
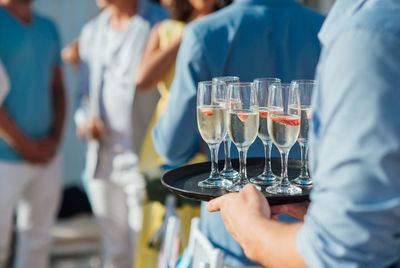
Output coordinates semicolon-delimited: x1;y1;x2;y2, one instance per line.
50;214;101;268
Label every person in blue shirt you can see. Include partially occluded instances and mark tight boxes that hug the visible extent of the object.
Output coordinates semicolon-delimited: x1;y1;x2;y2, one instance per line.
0;0;66;267
207;0;400;267
152;0;324;266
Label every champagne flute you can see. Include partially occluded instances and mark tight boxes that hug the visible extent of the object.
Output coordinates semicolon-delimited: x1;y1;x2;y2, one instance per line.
250;78;281;186
265;83;302;195
291;80;315;186
212;76;240;182
197;81;227;188
226;82;260;192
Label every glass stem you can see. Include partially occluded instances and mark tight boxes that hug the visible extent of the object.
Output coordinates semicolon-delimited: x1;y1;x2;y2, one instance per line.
223;136;233;170
280;150;290;186
209;144;220;179
238;148;248;182
299;143;310;178
263;140;273;174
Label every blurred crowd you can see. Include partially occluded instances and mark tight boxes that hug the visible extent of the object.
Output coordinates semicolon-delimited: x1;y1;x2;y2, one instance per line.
1;0;400;268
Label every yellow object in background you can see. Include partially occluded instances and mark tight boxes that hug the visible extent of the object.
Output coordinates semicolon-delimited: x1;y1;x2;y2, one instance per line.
139;20;186;173
134;201;200;268
137;20;207;268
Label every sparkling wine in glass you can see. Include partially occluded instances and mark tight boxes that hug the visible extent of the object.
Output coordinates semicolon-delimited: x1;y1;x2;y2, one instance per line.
250;78;281;186
226;82;260;192
212;76;240;182
290;80;315;186
265;83;302;195
197;81;227;188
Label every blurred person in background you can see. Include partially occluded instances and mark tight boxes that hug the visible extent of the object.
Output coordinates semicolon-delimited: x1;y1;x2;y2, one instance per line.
134;1;229;266
0;0;66;267
0;59;9;105
61;0;108;68
152;0;324;266
74;0;168;267
136;0;231;176
207;0;400;267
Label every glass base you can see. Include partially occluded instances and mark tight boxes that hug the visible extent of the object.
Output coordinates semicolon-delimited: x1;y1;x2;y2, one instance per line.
220;168;239;179
198;178;224;189
221;178;234;188
226;181;261;192
292;176;312;187
265;183;302;195
250;172;277;186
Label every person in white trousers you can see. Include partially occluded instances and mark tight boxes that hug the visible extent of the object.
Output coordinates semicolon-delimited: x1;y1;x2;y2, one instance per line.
0;0;67;267
74;0;168;267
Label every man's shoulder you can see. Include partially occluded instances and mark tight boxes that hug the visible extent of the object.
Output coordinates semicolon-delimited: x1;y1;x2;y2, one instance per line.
189;5;236;32
145;1;169;16
32;11;58;30
31;12;61;41
184;4;240;45
295;3;325;25
351;0;400;37
142;1;169;27
321;0;400;49
188;1;324;35
80;10;109;38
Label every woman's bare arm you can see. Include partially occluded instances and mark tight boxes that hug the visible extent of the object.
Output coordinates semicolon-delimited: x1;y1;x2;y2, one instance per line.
135;23;183;90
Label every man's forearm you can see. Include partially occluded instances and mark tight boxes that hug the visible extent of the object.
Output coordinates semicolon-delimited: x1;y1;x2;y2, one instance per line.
136;37;181;90
243;219;307;268
0;106;28;148
51;66;67;141
207;186;309;268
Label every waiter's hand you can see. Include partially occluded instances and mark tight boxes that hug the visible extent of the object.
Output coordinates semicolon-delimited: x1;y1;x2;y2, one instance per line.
207;184;271;242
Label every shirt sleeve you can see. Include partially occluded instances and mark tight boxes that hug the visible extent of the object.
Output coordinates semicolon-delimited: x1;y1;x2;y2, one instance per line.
152;25;211;166
297;29;400;267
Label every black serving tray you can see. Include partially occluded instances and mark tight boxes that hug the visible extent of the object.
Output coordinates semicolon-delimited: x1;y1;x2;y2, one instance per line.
161;157;311;205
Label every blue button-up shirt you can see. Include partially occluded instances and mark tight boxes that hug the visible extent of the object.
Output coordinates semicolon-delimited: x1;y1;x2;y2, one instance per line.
153;0;324;168
152;0;324;266
297;0;400;267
